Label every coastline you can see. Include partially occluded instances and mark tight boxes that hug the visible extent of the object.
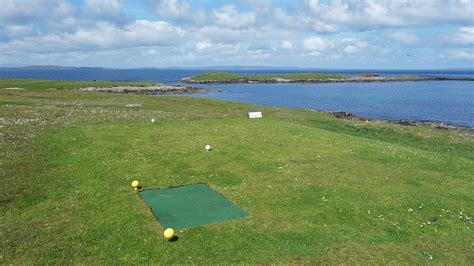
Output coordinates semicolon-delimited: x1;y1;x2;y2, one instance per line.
79;84;219;95
322;110;473;133
2;77;470;131
181;76;474;84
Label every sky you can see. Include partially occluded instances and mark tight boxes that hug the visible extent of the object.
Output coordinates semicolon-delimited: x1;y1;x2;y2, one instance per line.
0;0;473;69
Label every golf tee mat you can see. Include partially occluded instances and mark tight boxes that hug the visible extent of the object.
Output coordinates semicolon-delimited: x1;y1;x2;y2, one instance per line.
138;184;248;230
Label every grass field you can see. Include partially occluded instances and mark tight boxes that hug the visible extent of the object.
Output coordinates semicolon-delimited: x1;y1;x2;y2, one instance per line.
186;72;347;81
1;79;473;264
0;78;153;90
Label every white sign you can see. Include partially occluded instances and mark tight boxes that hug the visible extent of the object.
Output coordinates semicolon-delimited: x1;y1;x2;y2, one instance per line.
248;111;262;119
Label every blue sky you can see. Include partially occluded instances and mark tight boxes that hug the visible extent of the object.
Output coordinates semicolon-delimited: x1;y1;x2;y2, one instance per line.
0;0;473;69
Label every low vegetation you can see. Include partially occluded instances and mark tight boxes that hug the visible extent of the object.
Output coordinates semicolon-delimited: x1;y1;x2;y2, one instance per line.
1;79;473;264
0;78;153;90
187;72;347;81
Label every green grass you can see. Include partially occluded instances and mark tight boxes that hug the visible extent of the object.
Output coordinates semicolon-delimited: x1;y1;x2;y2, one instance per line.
0;78;154;90
1;79;473;264
187;72;347;81
189;72;244;81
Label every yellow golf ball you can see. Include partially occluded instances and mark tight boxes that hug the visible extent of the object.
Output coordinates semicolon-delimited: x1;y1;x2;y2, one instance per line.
131;180;139;189
164;228;175;240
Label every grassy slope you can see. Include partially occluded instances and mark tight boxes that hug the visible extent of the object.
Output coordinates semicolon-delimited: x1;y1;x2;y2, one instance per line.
1;80;473;264
0;78;153;90
188;72;347;81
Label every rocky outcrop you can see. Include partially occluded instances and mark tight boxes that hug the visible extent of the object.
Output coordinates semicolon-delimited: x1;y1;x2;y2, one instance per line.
323;111;470;131
79;84;218;95
181;76;474;84
359;73;380;78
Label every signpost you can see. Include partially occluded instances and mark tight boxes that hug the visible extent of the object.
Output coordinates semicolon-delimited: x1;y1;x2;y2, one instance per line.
248;111;263;119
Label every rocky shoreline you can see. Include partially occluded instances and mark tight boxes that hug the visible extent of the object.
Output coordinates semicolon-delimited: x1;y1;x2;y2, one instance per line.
323;111;472;132
181;76;474;84
79;84;218;95
78;82;471;132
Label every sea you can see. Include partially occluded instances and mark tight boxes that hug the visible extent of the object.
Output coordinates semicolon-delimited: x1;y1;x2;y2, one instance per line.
1;68;473;128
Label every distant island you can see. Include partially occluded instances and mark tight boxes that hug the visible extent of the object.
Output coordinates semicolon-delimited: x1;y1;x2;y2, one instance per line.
181;72;474;84
10;65;104;70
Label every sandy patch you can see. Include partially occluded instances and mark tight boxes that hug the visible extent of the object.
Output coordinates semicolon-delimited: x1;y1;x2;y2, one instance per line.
4;87;24;90
126;103;143;107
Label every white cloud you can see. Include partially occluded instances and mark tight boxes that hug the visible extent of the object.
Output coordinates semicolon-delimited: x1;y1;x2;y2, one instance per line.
212;5;256;29
0;24;34;38
448;27;474;45
312;21;339;33
273;7;299;28
84;0;123;17
303;36;333;52
0;20;185;53
0;0;76;25
154;0;190;20
342;38;367;54
191;42;242;57
197;26;247;44
273;7;339;34
303;0;474;30
193;9;208;25
196;40;212;51
239;0;273;13
387;31;419;44
305;0;351;24
0;0;473;68
300;36;369;57
445;49;474;60
71;20;185;50
281;41;293;50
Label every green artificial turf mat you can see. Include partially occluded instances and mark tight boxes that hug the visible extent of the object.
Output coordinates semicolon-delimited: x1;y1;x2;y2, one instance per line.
138;184;248;230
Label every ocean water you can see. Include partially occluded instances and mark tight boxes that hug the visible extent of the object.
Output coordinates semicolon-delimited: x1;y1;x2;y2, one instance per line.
189;81;473;128
0;68;473;128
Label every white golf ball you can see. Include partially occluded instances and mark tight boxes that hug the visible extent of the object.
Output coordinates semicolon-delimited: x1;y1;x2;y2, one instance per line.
205;144;211;151
151;118;156;123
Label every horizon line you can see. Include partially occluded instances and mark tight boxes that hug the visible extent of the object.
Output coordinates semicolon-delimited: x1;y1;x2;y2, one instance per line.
2;65;474;71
